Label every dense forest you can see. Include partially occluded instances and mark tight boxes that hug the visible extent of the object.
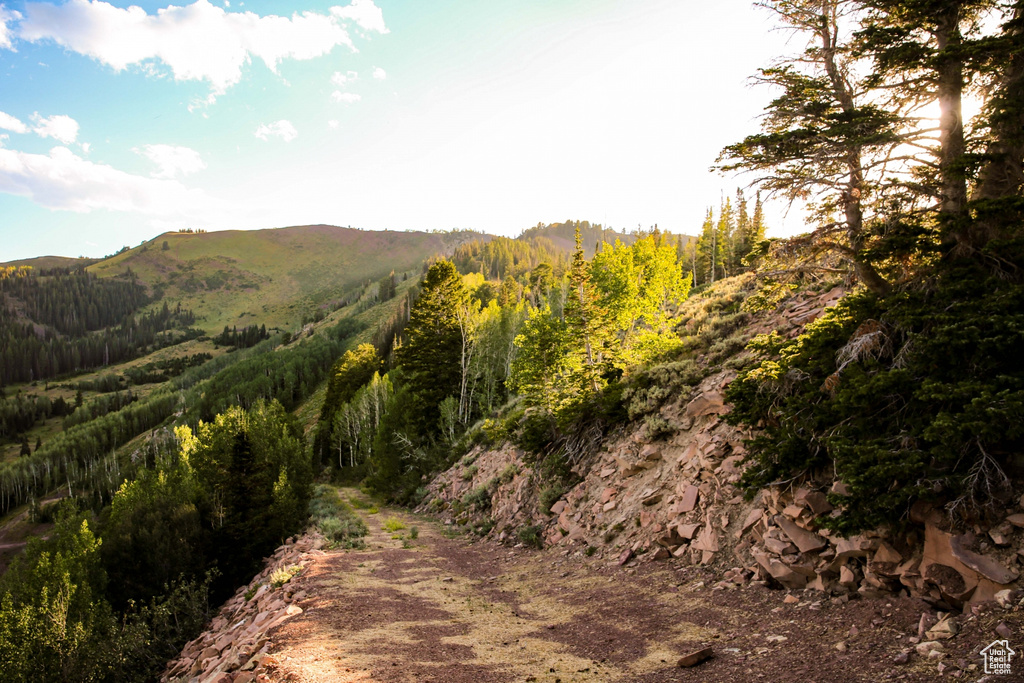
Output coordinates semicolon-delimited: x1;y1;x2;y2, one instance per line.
0;267;199;385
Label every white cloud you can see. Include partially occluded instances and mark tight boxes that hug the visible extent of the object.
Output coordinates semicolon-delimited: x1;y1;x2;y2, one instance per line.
372;66;385;80
18;0;389;95
331;69;358;86
0;145;211;214
328;119;339;129
0;5;20;51
134;143;206;178
331;91;361;104
0;110;28;134
81;142;91;154
330;0;388;34
254;120;297;142
32;113;79;144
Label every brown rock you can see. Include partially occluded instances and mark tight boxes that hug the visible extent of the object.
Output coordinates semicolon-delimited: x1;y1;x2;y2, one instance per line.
783;594;799;604
782;505;805;520
835;536;875;560
235;674;256;683
839;565;857;589
740;508;762;533
599;488;617;504
753;550;808;589
764;537;797;555
1006;513;1024;528
603;500;617;513
677;523;700;540
684;392;729;418
652;547;671;561
677;647;713;668
830;480;850;496
995;621;1013;639
642;492;663;506
989;527;1011;547
925;617;958;640
692;526;720;553
679;485;699;513
549;500;567;516
795;489;833;515
949;534;1019;584
775;515;827;554
599;467;616;478
873;542;903;565
640;444;661;461
617;549;634;566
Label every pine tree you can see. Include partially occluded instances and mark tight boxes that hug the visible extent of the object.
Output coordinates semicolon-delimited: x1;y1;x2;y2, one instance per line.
695;208;716;285
398;260;467;429
718;0;897;294
564;225;607;394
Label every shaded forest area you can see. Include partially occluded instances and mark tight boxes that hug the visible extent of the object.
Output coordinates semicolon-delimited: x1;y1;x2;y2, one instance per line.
0;267;199;385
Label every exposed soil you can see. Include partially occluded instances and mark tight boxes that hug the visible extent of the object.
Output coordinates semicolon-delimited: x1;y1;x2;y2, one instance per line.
260;490;1022;683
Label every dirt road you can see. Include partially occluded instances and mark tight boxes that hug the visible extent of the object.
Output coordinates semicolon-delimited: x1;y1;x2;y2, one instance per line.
261;491;1019;682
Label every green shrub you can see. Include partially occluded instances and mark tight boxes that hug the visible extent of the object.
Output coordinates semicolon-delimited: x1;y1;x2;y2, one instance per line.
309;485;368;548
728;265;1024;533
517;524;544;549
461;485;491;511
539;485;564;514
461;464;478;481
382;517;406;532
410;526;419;539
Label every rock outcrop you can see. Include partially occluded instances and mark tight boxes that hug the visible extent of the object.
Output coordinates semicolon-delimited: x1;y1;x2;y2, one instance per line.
421;284;1024;611
162;533;325;683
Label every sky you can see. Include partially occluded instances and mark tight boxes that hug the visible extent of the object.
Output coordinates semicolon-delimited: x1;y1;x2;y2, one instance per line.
0;0;802;261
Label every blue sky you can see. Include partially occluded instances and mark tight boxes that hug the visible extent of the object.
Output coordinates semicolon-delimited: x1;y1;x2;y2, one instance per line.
0;0;797;261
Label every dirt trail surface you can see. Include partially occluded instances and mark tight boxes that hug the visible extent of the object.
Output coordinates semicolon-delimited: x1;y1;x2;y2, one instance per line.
259;490;1019;683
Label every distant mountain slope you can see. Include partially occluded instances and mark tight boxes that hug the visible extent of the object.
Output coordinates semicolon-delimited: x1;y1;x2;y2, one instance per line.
1;256;99;271
88;225;482;332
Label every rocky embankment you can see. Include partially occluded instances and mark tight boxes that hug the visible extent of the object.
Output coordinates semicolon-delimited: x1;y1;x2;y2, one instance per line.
161;534;326;683
423;286;1024;613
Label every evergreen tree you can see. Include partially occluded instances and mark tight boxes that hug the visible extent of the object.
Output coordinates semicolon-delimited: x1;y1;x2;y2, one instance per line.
718;0;898;294
695;208;717;285
564;225;608;395
397;260;467;430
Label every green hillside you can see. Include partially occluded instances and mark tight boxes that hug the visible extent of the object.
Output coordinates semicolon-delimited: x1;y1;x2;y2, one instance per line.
1;256;99;271
88;225;481;332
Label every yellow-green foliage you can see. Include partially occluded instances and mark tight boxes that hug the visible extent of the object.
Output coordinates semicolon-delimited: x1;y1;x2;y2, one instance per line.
382;517;406;532
270;565;301;588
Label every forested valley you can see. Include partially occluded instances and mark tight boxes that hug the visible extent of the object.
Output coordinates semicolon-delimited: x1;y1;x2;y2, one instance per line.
2;0;1024;681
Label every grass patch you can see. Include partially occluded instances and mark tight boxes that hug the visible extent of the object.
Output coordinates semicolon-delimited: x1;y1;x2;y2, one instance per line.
309;484;368;549
270;565;301;588
382;517;407;532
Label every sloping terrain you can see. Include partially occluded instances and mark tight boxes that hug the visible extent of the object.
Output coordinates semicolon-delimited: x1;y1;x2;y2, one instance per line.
165;488;1022;683
87;225;483;332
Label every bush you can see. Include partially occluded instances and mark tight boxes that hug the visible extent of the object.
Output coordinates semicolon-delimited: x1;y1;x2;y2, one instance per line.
728;263;1024;533
461;485;492;511
539;485;564;514
270;565;301;588
517;524;544;549
309;485;368;548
